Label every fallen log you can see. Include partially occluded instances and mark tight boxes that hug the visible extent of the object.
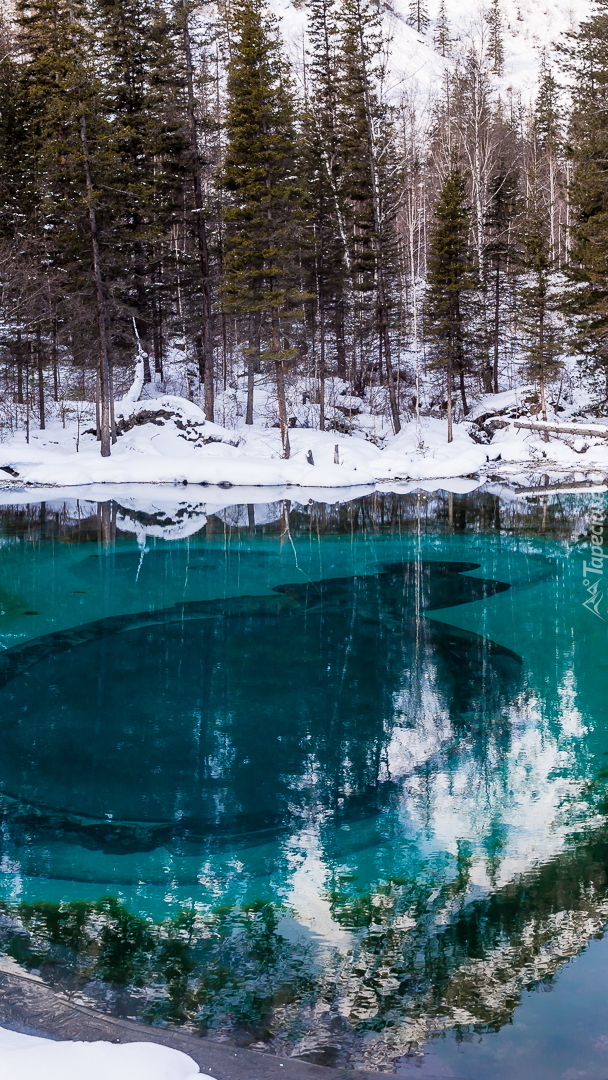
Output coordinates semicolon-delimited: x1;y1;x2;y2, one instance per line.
513;419;608;439
515;479;608;494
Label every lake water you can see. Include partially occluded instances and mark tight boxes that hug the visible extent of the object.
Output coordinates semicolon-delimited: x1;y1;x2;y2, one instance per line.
0;485;607;1078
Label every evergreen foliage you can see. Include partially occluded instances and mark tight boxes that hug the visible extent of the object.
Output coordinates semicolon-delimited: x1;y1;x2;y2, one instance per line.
434;0;450;57
484;161;521;392
424;168;476;440
563;0;608;396
0;0;603;447
518;181;562;421
222;0;306;453
407;0;430;35
486;0;504;76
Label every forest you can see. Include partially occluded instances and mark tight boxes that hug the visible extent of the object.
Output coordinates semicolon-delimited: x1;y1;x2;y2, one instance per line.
0;0;607;459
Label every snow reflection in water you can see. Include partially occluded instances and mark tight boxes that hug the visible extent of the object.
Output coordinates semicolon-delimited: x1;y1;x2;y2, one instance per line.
0;487;606;1078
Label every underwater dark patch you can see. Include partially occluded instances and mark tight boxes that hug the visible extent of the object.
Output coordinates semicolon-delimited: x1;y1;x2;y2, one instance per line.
0;561;520;851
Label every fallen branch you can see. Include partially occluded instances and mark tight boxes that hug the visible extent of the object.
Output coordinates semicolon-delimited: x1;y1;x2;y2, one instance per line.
515;479;608;494
513;419;608;439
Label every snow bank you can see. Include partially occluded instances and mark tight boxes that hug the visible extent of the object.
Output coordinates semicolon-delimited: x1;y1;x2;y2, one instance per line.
1;391;608;491
0;1026;205;1080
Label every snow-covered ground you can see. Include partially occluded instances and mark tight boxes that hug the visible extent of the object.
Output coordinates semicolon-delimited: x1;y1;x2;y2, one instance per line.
0;1026;205;1080
1;380;607;491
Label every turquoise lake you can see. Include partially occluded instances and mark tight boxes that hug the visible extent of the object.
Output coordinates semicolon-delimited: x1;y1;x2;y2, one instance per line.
1;486;608;1078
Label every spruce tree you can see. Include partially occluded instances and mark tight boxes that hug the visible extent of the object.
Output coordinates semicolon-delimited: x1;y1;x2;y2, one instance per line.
484;161;520;393
304;0;348;411
424;168;476;441
336;0;401;430
180;0;215;420
535;54;564;263
487;0;504;76
93;0;190;381
535;54;561;152
222;0;305;455
518;184;562;426
407;0;430;35
16;0;116;452
562;0;608;396
434;0;450;58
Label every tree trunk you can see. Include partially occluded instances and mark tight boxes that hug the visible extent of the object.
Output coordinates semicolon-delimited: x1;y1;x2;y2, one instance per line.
182;0;214;422
458;360;469;415
134;251;151;383
275;359;291;459
335;298;347;379
319;295;326;431
493;261;500;394
36;327;45;430
446;357;453;443
51;318;59;401
246;360;255;425
81;116;112;458
245;312;259;426
539;309;549;441
317;218;326;431
381;305;401;434
16;331;23;405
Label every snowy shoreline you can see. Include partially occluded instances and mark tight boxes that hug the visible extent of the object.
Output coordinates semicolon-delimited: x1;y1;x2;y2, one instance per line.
1;390;608;495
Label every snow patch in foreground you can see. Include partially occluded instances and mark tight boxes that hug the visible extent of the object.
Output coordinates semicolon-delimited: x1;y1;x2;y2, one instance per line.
0;1026;206;1080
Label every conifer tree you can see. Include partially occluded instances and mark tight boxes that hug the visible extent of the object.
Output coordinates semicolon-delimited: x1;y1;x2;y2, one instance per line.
304;0;348;409
424;168;476;441
534;54;563;262
180;0;215;420
562;0;608;396
518;183;561;426
434;0;450;58
535;54;561;151
407;0;430;35
487;0;504;76
336;0;401;429
484;161;520;392
16;0;116;452
222;0;305;455
93;0;190;380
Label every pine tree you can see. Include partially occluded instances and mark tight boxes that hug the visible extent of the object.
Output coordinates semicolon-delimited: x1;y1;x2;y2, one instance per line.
180;0;215;420
16;0;116;452
487;0;504;76
484;161;520;392
93;0;191;381
518;183;562;426
222;0;305;456
336;0;401;429
304;0;348;413
424;168;476;441
434;0;450;58
534;54;564;263
407;0;430;35
561;0;608;398
535;54;561;152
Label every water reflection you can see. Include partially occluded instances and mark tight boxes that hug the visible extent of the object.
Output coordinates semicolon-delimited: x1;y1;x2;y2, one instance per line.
0;487;606;1073
0;560;519;843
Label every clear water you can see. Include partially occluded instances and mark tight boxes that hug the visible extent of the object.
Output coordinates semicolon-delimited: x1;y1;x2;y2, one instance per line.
0;488;607;1077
